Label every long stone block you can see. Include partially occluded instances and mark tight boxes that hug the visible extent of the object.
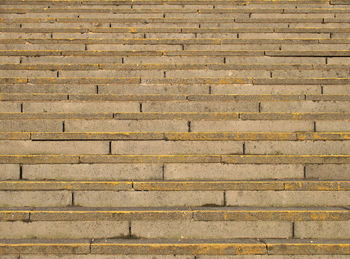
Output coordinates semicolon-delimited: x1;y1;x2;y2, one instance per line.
23;164;162;180
0;191;71;207
132;220;292;239
111;141;243;155
0;221;129;239
164;164;304;180
75;191;224;207
226;191;350;207
0;141;109;155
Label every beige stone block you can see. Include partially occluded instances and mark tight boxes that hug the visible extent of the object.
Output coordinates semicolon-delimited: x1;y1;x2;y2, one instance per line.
87;44;182;51
211;85;321;95
75;191;223;207
272;69;350;78
142;101;258;112
124;56;223;64
0;56;21;63
226;191;350;207
23;164;162;180
323;85;350;94
0;221;129;239
306;164;350;180
0;32;51;39
164;164;304;180
112;141;242;155
226;56;326;64
316;121;350;131
328;57;350;64
0;103;21;112
0;120;62;132
22;56;122;64
0;191;71;207
99;84;209;95
65;120;188;132
261;101;350;112
59;70;164;78
0;164;19;180
0;84;96;94
23;102;139;113
245;141;350;155
166;70;270;78
0;141;108;155
0;43;85;51
295;221;350;239
191;121;313;132
132;220;292;239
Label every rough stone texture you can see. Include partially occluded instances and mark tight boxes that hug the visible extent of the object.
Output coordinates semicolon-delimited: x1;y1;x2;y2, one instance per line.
23;102;139;113
142;101;259;112
75;191;224;207
294;221;350;239
0;120;62;132
65;120;188;132
305;164;350;180
164;164;304;180
0;141;109;155
261;101;350;112
132;221;292;239
226;191;350;207
0;164;19;179
0;221;129;239
0;191;71;207
0;103;21;112
316;121;350;131
112;141;243;155
245;141;350;155
2;0;350;256
23;164;162;180
191;121;313;132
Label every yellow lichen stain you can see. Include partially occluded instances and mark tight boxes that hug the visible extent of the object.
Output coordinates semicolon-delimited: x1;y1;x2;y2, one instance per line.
17;78;27;83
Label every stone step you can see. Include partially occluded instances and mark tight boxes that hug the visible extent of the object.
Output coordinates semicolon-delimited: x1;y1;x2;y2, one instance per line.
4;8;350;14
1;64;349;71
3;50;350;57
0;206;350;239
1;182;350;208
0;140;350;155
0;154;350;164
3;38;349;45
0;83;330;94
3;69;350;78
0;119;338;132
0;131;346;141
6;17;348;24
1;162;347;181
3;78;350;85
0;238;348;256
1;180;350;191
1;111;350;120
2;27;350;33
2;43;350;51
0;100;347;113
1;93;350;101
2;206;349;221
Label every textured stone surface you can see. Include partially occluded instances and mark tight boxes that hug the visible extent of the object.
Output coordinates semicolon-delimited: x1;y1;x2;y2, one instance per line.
1;0;350;256
23;164;162;180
